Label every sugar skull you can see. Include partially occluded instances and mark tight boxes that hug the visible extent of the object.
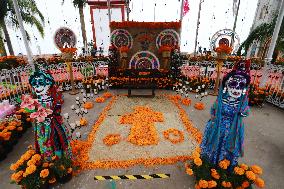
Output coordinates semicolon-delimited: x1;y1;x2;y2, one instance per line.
29;70;55;96
222;62;250;99
225;75;248;99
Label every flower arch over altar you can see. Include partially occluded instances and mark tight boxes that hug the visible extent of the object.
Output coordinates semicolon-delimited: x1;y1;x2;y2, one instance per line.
129;51;160;69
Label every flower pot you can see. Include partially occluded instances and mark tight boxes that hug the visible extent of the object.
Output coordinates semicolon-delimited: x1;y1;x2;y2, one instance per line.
58;173;72;184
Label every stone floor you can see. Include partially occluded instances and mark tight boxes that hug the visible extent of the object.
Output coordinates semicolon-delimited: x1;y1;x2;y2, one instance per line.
0;89;284;189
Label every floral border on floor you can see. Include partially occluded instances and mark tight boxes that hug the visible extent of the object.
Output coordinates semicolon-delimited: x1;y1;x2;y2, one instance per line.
71;94;202;170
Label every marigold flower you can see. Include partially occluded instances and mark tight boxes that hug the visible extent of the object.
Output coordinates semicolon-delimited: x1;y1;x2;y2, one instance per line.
198;180;208;188
186;168;193;176
48;177;56;184
207;180;217;188
10;163;18;171
193;157;202;166
221;181;232;188
27;159;36;166
11;171;24;183
24;164;36;177
211;169;220;180
219;159;230;169
234;166;245;175
67;167;73;174
250;165;263;175
246;171;256;181
181;98;191;106
242;181;250;188
240;163;249;170
40;169;49;178
192;151;200;158
195;184;201;189
43;163;49;168
254;177;265;188
95;97;105;103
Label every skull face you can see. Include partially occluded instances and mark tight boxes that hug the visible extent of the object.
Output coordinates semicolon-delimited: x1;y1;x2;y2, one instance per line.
225;75;247;99
30;75;51;96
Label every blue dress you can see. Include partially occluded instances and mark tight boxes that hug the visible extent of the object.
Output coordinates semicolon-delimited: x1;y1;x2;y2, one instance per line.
201;93;250;168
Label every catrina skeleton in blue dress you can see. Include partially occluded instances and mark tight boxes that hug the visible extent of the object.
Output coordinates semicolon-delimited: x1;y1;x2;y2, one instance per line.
201;60;251;169
29;69;72;160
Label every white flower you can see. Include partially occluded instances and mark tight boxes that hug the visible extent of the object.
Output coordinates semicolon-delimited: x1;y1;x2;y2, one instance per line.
195;95;199;98
75;109;80;114
83;93;86;97
201;92;205;96
70;123;76;130
76;96;80;100
76;101;79;104
63;113;69;119
75;132;81;138
75;121;80;126
83;98;87;102
80;108;84;112
71;105;75;110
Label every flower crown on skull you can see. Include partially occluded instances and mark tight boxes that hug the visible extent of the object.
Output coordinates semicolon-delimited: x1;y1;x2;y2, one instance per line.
222;60;251;99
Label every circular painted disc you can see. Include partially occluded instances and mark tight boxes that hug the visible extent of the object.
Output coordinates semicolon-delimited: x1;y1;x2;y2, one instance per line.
54;27;77;49
156;29;180;49
129;51;160;69
110;29;133;49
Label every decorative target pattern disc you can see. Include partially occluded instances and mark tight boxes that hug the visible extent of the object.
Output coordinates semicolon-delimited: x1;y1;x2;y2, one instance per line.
110;29;133;49
156;29;180;49
210;29;240;53
54;27;77;49
129;51;160;69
